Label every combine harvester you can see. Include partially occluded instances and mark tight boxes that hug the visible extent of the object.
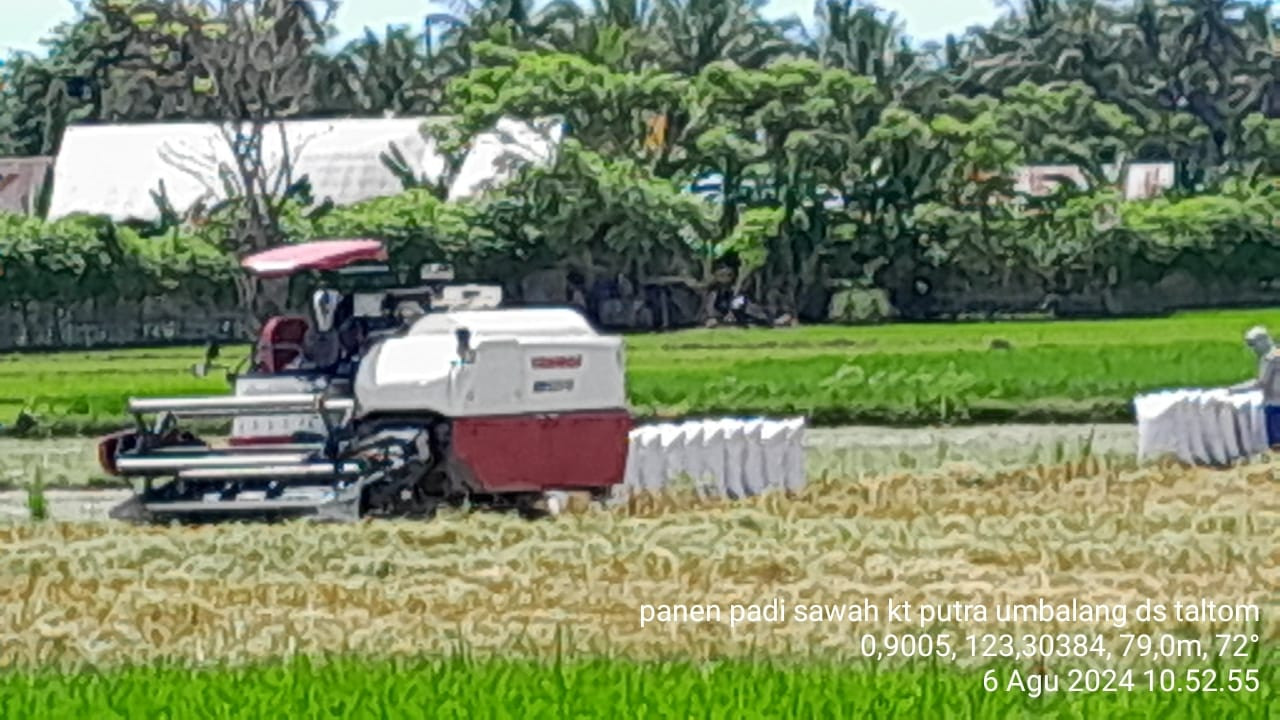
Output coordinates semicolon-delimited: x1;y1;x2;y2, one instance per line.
98;239;805;523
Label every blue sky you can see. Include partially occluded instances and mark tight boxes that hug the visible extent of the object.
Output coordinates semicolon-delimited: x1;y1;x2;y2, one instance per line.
0;0;1006;56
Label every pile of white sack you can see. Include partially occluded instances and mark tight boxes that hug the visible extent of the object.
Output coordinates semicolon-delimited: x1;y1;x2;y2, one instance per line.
1133;388;1269;465
619;417;807;499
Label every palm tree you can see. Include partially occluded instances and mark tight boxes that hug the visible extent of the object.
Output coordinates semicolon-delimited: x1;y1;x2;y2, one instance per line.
560;0;663;71
320;26;442;115
651;0;802;74
806;0;944;107
431;0;585;62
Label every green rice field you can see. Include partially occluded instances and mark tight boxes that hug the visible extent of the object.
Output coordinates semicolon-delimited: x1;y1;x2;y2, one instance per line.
0;654;1273;719
1;307;1277;435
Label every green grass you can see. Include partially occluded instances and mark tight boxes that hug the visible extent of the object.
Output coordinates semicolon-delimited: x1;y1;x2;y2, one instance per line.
624;307;1280;425
3;307;1280;435
0;346;228;436
0;653;1272;719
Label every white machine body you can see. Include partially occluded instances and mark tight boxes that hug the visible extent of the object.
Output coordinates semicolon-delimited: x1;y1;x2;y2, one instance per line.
355;308;626;417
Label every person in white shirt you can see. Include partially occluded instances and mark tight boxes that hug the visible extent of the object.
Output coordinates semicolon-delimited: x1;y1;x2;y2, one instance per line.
1229;325;1280;445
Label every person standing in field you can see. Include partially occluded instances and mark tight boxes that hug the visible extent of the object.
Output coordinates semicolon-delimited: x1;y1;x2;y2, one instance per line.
1229;325;1280;445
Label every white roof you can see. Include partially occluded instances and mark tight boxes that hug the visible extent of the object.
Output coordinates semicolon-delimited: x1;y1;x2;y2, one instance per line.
47;116;565;221
448;116;562;201
48;118;446;221
408;308;597;338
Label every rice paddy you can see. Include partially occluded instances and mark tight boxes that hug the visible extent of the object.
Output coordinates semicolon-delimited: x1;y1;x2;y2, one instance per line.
0;310;1276;717
4;307;1280;434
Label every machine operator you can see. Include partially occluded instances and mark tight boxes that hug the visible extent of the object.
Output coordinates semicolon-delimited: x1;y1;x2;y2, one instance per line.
1228;325;1280;446
298;288;344;371
294;288;423;373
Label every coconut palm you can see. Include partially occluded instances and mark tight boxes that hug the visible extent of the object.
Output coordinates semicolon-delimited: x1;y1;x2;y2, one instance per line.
650;0;803;75
320;26;442;115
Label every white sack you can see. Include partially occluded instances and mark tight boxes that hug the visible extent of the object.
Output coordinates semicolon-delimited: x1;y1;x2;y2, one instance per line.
621;416;809;500
702;419;737;499
759;420;791;494
657;423;687;489
782;417;807;493
678;422;712;497
635;425;667;492
722;420;748;498
1133;388;1268;466
736;419;766;496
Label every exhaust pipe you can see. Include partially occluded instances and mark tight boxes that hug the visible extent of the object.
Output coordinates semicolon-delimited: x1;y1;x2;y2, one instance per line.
127;394;355;417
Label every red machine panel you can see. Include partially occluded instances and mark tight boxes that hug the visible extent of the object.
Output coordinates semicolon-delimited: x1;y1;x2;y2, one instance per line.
450;409;632;492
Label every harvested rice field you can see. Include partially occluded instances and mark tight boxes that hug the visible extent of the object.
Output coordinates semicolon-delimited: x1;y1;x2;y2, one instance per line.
0;418;1273;717
0;454;1273;673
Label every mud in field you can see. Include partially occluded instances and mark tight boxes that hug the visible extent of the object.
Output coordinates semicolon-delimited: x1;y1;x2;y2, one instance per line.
0;424;1137;522
0;454;1273;671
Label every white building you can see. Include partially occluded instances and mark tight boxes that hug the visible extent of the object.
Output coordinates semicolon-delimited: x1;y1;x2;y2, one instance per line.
1013;162;1176;200
46;115;563;222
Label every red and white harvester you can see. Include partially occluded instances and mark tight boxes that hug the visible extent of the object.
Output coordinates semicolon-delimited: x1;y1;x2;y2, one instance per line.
97;239;633;522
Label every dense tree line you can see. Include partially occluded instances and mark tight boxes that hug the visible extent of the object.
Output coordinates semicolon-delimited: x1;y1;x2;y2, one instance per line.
4;0;1280;324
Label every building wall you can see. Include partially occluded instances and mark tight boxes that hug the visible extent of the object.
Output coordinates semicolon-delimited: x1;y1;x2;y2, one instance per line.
0;156;53;215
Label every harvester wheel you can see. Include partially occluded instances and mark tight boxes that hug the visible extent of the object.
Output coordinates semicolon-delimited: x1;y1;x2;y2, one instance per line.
355;469;444;520
514;493;552;520
397;483;441;519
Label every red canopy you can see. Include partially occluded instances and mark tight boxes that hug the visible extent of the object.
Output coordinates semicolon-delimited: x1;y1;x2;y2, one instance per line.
240;239;389;278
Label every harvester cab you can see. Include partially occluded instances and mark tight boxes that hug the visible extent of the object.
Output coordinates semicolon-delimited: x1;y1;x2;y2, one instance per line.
99;241;627;525
233;240;500;377
201;239;503;448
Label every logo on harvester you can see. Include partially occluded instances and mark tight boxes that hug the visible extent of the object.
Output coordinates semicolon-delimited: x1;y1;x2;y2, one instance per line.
531;354;582;369
533;379;574;393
